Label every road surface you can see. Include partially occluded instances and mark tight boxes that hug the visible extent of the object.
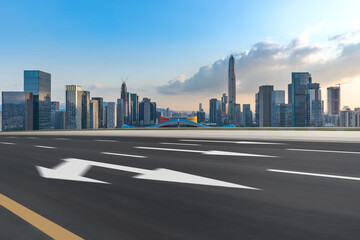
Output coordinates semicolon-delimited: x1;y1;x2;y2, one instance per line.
0;134;359;239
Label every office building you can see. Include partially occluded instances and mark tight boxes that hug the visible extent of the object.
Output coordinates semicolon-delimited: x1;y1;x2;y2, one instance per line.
90;100;99;129
130;93;139;125
139;98;157;126
24;70;51;130
2;92;33;131
291;72;312;127
288;84;292;104
209;98;221;125
106;102;116;128
51;101;59;111
197;111;205;123
306;83;322;127
235;104;241;126
65;85;82;129
92;97;104;128
340;107;355;127
121;82;130;124
81;91;90;129
278;104;292;127
228;55;236;124
258;85;273;127
221;93;228;125
242;104;253;127
272;90;285;127
255;93;259;126
327;86;340;115
117;99;124;127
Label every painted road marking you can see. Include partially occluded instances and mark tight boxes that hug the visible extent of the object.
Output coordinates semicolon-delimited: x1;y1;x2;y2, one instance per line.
0;142;16;145
287;148;360;155
160;142;201;146
37;158;259;189
267;169;360;181
180;139;283;145
135;146;276;157
27;137;39;139
101;152;147;158
93;139;118;143
54;138;70;140
7;136;18;139
35;145;57;149
0;193;83;239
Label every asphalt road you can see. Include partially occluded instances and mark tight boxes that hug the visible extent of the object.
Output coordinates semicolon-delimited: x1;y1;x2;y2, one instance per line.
0;134;359;239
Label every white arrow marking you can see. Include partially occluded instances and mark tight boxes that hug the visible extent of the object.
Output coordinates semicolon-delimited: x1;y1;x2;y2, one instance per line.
135;146;276;158
36;158;259;189
180;139;283;145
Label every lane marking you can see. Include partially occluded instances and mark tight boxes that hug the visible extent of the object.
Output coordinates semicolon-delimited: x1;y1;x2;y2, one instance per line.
0;142;16;145
287;148;360;155
180;139;283;145
0;193;83;239
101;152;147;158
54;138;70;140
35;145;57;149
37;158;259;189
93;139;118;143
7;136;18;139
160;142;201;146
135;146;276;157
27;137;39;139
267;169;360;181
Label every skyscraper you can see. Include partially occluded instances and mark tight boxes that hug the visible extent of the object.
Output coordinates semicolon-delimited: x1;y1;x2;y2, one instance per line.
291;72;312;127
90;100;99;129
24;70;51;130
242;104;253;127
327;86;340;115
139;98;156;126
2;92;33;131
258;85;273;127
272;90;285;127
106;102;117;128
228;55;236;124
130;93;139;125
306;83;322;127
117;99;124;127
81;91;91;129
65;85;82;129
221;93;228;125
91;97;104;128
209;98;221;125
121;82;130;124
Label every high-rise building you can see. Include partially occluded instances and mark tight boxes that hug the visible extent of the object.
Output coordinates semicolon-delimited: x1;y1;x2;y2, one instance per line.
106;102;116;128
91;97;104;128
121;82;130;124
255;93;259;127
278;104;292;127
116;99;124;127
130;93;139;125
340;107;355;127
272;90;285;127
65;85;82;129
2;92;33;131
306;83;322;127
90;100;99;129
51;110;65;130
81;91;90;129
197;111;205;123
327;86;340;115
221;93;228;125
24;70;51;130
234;104;241;126
242;104;253;127
139;98;156;126
291;72;312;127
258;85;273;127
209;98;221;125
288;84;292;105
228;55;236;124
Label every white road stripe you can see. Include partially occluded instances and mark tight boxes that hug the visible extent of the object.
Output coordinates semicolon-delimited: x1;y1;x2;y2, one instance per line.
0;142;16;145
93;139;118;143
267;169;360;181
54;138;70;140
160;142;201;146
7;136;17;139
27;137;39;139
180;139;283;145
35;145;57;149
101;152;147;158
287;148;360;155
135;146;276;157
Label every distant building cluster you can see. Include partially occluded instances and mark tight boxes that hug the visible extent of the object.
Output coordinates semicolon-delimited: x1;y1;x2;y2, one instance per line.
2;71;158;131
1;61;359;131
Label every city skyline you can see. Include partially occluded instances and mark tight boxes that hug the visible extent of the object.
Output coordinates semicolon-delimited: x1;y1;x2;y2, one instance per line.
1;1;360;111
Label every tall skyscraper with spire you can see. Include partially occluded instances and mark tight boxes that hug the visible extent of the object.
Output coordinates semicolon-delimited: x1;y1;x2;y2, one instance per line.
228;55;236;124
121;82;130;124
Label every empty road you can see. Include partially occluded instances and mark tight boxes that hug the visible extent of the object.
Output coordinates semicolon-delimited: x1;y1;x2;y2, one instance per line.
0;134;359;239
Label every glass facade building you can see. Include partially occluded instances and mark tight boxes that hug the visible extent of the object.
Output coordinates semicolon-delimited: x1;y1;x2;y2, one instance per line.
291;72;312;127
92;97;104;128
81;91;91;129
272;90;285;127
24;70;51;130
130;93;139;125
258;85;273;127
2;92;33;131
242;104;253;127
66;85;82;129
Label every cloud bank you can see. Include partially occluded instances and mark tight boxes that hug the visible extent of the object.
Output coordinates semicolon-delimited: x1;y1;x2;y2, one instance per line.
157;30;360;96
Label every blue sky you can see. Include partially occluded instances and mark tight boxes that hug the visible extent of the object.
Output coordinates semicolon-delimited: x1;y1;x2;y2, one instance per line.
1;0;360;111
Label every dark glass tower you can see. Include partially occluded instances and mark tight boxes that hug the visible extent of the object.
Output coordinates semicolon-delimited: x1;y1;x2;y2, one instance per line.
24;70;51;130
291;72;312;127
121;82;129;124
228;55;236;124
92;97;104;128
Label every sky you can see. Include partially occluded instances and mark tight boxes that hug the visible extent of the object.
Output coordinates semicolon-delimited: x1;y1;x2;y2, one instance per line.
1;0;360;112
